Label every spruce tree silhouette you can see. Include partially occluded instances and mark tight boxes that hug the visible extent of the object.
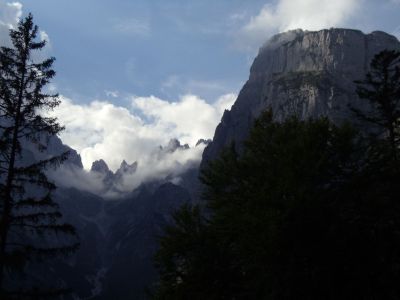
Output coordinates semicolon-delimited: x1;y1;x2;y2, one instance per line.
0;13;79;298
353;49;400;161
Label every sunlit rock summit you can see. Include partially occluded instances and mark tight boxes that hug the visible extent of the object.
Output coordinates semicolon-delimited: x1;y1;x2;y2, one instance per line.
203;28;400;164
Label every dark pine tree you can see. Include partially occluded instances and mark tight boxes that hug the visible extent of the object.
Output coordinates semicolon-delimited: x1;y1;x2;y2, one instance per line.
154;109;400;299
0;14;79;298
153;111;363;299
154;49;400;300
353;49;400;161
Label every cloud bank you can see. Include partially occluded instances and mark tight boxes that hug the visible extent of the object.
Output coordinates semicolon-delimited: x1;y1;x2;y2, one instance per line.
50;93;236;172
238;0;361;50
45;93;235;197
48;139;206;198
0;0;22;45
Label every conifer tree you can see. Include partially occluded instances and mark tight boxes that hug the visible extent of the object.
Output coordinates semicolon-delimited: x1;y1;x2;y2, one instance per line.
153;112;362;299
0;13;79;297
353;49;400;160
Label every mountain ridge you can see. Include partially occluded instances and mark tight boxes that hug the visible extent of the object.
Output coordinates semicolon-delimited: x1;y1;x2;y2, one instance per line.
201;28;400;166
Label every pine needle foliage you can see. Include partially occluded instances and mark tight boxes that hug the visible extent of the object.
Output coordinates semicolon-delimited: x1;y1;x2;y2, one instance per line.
0;14;79;298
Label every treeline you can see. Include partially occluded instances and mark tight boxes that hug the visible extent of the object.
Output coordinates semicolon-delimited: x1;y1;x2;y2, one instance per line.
153;50;400;299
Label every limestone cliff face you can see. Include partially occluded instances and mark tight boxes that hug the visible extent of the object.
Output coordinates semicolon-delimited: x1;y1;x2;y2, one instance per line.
202;28;400;165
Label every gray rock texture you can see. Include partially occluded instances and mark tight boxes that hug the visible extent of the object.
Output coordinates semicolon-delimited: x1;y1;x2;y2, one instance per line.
202;29;400;165
91;159;111;174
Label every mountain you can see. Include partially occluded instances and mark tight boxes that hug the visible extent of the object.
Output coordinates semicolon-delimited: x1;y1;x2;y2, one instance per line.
0;132;198;298
91;159;112;174
202;29;400;165
163;138;190;152
90;159;138;193
54;182;190;300
42;138;200;299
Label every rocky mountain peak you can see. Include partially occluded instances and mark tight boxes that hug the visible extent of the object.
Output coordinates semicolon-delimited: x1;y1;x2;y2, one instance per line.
201;28;400;166
163;138;189;153
91;159;110;173
116;160;138;176
166;139;181;152
195;138;212;147
120;159;128;168
252;28;399;81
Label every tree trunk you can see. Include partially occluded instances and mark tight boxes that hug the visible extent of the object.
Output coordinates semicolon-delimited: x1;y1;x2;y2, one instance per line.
0;50;27;293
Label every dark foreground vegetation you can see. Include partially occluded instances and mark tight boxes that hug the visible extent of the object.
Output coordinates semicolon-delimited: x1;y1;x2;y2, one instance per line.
0;15;78;299
153;51;400;299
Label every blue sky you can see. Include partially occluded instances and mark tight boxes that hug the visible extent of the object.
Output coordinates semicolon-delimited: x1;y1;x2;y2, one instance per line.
1;0;400;173
14;0;400;105
19;0;267;104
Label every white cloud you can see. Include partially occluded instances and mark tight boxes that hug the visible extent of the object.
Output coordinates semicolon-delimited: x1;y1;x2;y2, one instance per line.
39;30;51;47
48;165;107;195
45;93;236;196
214;93;237;115
160;75;236;102
105;90;119;98
49;141;206;198
132;94;236;147
46;83;58;93
238;0;361;50
49;93;236;172
162;76;228;94
161;75;181;90
0;1;52;56
0;0;22;46
114;143;205;194
113;18;150;36
229;12;248;22
0;1;22;26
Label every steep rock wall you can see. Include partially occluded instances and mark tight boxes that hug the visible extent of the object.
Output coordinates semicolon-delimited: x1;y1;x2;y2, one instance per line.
202;29;400;165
